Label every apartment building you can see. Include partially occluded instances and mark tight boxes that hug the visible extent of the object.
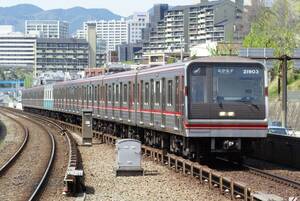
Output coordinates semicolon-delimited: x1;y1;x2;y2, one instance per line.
77;19;128;51
144;0;242;56
36;38;88;71
0;32;36;68
25;20;69;39
128;12;149;44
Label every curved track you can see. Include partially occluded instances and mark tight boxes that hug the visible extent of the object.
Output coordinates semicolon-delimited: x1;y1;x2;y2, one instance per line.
0;110;29;175
0;109;55;201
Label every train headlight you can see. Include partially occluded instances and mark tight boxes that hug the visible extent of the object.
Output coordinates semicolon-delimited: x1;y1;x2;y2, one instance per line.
219;111;226;116
227;112;235;117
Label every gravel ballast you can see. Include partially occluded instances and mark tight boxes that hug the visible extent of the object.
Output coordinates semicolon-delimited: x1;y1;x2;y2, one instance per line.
79;143;229;201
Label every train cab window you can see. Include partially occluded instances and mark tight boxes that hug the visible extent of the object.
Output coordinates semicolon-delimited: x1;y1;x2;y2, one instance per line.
145;82;149;105
167;80;173;106
190;66;208;103
123;84;128;103
155;81;160;105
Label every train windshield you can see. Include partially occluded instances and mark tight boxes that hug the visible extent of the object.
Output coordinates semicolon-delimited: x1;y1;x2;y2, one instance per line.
188;63;265;119
212;66;264;105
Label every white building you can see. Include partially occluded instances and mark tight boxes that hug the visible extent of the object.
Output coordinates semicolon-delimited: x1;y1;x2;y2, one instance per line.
25;20;69;39
128;12;149;44
0;32;36;69
77;19;128;51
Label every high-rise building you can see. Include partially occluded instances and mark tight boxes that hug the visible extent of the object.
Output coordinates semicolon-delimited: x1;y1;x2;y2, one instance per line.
117;43;143;62
77;19;128;51
0;32;36;69
142;4;169;43
128;12;149;44
151;4;169;28
144;0;243;55
25;20;69;39
36;38;88;71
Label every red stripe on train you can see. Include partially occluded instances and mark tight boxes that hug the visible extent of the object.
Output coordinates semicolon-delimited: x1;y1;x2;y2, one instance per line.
184;124;267;129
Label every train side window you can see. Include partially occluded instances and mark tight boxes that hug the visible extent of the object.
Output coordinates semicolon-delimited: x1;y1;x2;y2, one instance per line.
94;85;97;101
89;85;92;101
132;83;135;105
145;82;149;105
155;81;160;106
108;85;112;103
123;84;128;104
167;80;173;106
97;84;100;102
116;84;119;103
137;83;139;105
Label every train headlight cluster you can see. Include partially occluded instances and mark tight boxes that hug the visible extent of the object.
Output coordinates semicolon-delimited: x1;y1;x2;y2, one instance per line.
219;111;235;117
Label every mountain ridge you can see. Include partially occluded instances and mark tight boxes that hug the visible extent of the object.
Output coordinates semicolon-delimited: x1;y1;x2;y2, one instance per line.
0;4;123;35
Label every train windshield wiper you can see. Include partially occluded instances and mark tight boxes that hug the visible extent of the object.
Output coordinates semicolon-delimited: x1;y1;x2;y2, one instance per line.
239;96;259;110
216;96;224;108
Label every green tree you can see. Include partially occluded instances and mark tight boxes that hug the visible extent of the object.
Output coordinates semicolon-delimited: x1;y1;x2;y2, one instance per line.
243;0;300;97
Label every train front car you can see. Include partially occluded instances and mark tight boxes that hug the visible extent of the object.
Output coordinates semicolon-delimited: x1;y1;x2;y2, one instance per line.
184;57;268;160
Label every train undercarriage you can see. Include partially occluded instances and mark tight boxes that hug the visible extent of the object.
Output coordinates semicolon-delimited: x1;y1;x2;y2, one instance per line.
24;107;254;163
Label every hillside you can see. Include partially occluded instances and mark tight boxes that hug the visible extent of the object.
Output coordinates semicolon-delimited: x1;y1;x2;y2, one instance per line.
0;4;122;34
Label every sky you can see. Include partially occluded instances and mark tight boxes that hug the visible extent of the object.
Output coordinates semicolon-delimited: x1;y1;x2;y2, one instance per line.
0;0;196;16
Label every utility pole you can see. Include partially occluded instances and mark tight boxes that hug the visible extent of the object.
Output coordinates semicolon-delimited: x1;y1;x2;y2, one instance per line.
281;55;289;128
240;48;300;128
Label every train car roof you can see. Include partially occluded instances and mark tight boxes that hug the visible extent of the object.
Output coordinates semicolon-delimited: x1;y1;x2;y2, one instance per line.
24;56;262;90
190;56;263;64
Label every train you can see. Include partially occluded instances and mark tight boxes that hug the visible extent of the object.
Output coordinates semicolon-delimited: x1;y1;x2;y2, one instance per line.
22;56;268;161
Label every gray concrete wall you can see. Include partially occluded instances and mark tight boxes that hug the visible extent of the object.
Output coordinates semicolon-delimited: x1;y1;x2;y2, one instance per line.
269;101;300;130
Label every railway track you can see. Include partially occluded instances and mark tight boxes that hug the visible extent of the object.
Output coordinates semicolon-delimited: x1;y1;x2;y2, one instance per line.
55;119;300;200
0;110;29;175
3;107;81;197
243;163;300;190
6;108;299;200
216;156;300;191
0;109;55;201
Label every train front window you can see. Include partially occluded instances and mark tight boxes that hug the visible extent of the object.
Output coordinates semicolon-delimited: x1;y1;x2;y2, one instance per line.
188;63;265;119
212;66;264;105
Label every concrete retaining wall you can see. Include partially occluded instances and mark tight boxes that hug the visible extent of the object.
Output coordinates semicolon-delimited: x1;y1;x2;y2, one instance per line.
269;101;300;130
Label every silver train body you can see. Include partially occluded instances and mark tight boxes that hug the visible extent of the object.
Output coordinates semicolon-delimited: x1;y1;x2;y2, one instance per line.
22;57;268;158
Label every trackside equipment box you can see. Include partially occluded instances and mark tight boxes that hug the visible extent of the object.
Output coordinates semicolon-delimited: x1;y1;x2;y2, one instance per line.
82;109;93;146
115;139;143;176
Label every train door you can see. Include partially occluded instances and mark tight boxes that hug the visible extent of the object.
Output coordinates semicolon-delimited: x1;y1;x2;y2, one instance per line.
150;79;154;126
118;82;121;119
175;76;182;131
128;82;132;121
140;80;144;124
97;84;100;115
105;84;108;117
161;78;166;128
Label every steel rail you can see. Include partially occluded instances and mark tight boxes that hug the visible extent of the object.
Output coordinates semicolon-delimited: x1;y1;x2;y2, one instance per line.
20;111;79;195
0;110;29;175
243;163;300;190
2;109;56;201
